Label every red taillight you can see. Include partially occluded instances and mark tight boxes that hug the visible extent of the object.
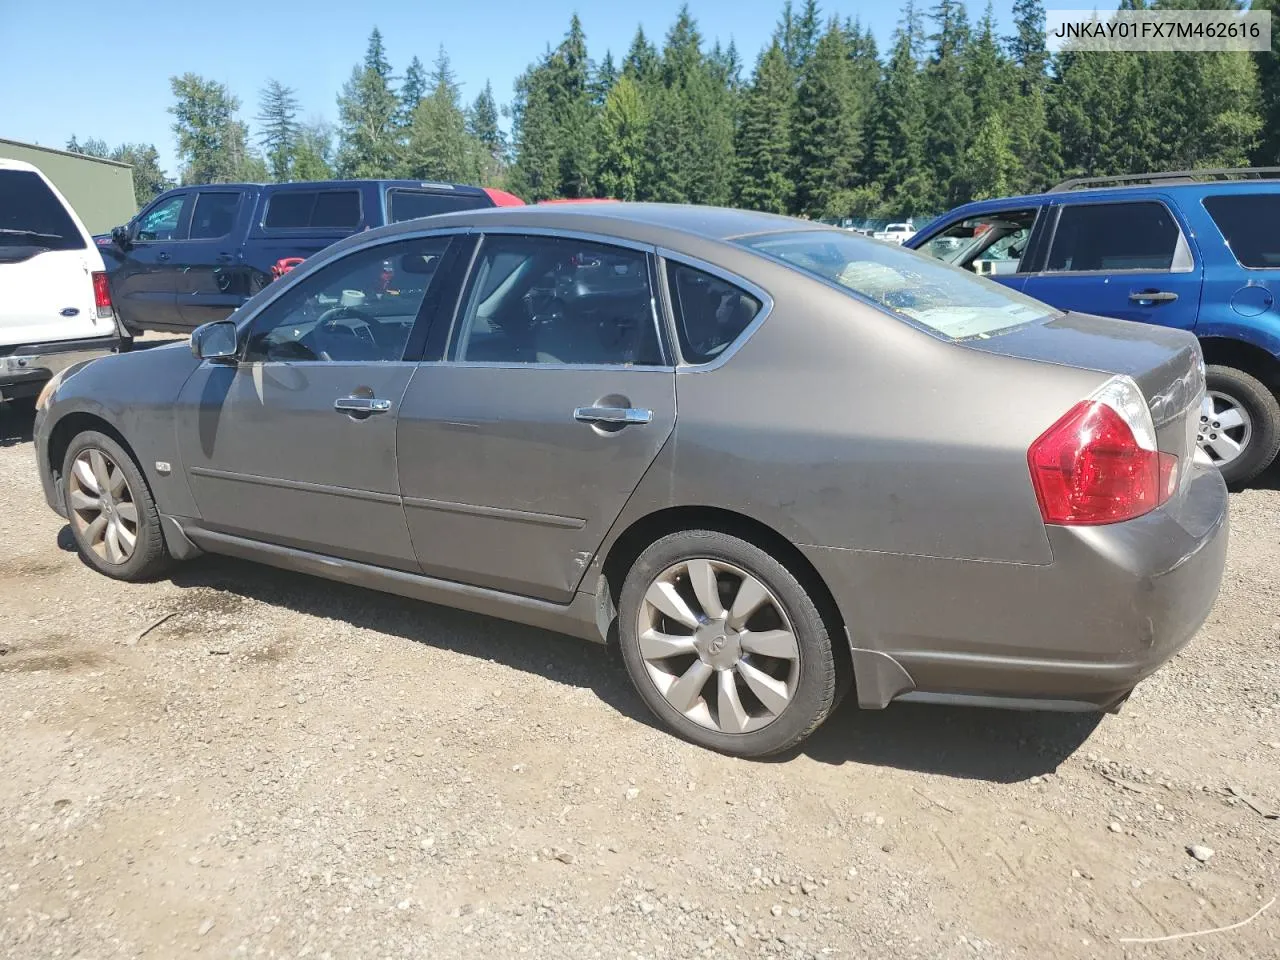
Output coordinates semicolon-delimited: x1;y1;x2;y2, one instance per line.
1028;399;1177;525
91;271;112;319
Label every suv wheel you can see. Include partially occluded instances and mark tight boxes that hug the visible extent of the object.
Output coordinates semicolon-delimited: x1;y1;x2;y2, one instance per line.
1200;365;1280;486
617;530;839;757
62;430;171;581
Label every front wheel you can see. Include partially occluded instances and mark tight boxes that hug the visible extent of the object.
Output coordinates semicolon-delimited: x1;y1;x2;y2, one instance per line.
1200;365;1280;486
61;430;171;581
617;530;839;757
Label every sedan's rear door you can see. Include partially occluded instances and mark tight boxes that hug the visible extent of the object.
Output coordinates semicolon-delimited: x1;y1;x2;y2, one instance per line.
396;232;676;603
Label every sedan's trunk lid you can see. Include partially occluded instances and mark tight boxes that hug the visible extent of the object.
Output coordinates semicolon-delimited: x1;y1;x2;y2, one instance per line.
963;311;1205;462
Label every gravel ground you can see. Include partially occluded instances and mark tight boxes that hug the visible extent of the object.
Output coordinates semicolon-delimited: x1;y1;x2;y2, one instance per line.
0;392;1277;960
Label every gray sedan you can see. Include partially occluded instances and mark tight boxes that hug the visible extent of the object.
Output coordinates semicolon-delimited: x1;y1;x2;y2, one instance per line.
33;204;1228;757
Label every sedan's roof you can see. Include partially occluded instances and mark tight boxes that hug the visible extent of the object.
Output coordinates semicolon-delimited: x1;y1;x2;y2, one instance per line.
378;202;820;247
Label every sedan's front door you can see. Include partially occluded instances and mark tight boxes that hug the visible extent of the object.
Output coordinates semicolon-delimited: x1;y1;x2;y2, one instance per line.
174;234;458;570
397;233;676;602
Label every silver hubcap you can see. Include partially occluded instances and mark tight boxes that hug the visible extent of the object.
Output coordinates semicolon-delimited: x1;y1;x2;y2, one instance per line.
637;559;800;735
68;449;138;564
1198;392;1251;467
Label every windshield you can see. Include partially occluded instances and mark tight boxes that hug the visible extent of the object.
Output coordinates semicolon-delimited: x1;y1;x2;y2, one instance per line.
738;229;1055;340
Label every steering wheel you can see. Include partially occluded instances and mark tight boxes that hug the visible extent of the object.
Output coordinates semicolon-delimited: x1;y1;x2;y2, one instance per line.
316;305;377;344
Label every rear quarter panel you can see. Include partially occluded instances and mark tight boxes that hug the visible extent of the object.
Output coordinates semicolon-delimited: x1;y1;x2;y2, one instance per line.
595;247;1108;569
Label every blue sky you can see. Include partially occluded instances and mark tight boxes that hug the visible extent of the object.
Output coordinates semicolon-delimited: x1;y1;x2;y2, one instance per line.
2;0;1021;178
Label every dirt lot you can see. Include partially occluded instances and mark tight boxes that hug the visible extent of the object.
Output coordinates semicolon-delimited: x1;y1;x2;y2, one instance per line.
0;395;1277;960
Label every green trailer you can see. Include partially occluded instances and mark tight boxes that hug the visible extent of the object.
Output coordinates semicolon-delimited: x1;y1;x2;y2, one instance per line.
0;138;137;235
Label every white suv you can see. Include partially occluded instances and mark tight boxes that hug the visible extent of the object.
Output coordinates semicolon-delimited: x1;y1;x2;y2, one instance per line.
1;158;121;402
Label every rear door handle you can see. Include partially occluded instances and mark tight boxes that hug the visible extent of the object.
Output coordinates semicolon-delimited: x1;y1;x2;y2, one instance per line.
215;253;235;263
334;397;392;414
574;405;652;425
1129;290;1178;304
156;251;170;262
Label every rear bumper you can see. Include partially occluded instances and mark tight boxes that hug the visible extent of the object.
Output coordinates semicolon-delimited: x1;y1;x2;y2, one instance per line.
805;464;1229;711
1;335;119;397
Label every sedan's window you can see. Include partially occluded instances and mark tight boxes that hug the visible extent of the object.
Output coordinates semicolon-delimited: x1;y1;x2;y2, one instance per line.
1045;202;1188;273
451;235;662;366
740;229;1054;340
1203;193;1280;268
666;263;761;364
244;236;449;363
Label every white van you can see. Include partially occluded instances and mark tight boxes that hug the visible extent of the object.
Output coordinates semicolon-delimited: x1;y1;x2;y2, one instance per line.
1;158;121;401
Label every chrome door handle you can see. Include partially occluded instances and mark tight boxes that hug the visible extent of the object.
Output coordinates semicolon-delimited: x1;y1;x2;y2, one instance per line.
574;405;652;425
334;396;392;414
1128;290;1178;304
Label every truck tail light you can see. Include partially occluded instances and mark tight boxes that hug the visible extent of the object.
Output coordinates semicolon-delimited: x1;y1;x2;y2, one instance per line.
92;271;113;319
1028;375;1177;525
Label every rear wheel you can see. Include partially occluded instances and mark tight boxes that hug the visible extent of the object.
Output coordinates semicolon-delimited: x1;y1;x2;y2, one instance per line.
617;530;839;757
1200;365;1280;486
61;430;171;581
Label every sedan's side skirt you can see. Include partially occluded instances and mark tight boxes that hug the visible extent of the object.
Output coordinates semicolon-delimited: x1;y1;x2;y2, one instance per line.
171;518;601;643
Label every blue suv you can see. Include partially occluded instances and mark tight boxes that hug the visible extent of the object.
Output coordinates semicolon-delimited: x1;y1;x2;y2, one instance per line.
907;169;1280;484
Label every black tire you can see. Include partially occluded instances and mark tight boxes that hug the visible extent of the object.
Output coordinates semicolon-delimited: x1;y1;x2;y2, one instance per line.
61;430;171;581
1204;364;1280;486
617;529;839;758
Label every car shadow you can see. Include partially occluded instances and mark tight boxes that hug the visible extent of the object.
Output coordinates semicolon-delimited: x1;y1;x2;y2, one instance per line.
0;399;35;447
57;542;1101;783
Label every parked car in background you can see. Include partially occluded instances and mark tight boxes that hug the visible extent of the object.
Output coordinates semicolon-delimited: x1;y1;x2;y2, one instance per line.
0;158;120;402
98;179;523;340
873;222;915;244
908;168;1280;484
34;203;1225;757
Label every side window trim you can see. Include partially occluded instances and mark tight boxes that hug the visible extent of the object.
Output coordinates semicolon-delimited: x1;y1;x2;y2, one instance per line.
238;232;461;364
1035;197;1195;276
443;230;672;371
655;248;775;372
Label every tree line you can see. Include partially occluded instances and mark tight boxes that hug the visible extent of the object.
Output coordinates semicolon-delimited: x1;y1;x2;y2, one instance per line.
68;0;1280;221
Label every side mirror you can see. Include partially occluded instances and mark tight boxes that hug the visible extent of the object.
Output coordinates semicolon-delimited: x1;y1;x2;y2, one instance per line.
190;320;239;362
111;225;131;249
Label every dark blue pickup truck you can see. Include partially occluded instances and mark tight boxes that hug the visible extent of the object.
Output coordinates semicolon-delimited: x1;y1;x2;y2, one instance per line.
97;179;523;338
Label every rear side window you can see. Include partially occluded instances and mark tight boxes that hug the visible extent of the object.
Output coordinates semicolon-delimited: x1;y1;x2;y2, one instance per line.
666;263;762;364
0;169;84;252
388;190;489;223
1046;202;1188;273
263;190;362;230
189;192;241;240
1203;194;1280;268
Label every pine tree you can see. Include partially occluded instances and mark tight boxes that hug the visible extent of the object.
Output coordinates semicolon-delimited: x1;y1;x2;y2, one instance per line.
291;121;335;181
922;0;973;208
736;43;794;213
549;15;597;198
595;75;650;200
623;26;660;85
169;73;254;184
1008;0;1047;91
793;22;860;217
959;112;1018;199
404;47;481;183
509;60;562;200
399;56;428;128
592;52;618;106
468;81;505;184
256;79;299;181
336;28;401;177
866;4;932;214
661;5;704;88
775;0;822;73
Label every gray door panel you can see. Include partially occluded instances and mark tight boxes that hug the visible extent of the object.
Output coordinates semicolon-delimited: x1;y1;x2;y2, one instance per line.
175;361;419;569
397;365;676;602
